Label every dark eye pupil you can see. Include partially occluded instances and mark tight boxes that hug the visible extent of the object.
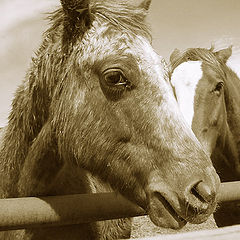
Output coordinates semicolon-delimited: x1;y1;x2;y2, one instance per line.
215;82;223;92
109;73;121;84
105;72;125;85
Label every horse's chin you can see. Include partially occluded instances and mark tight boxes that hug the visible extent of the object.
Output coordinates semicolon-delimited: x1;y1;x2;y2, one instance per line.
147;194;187;229
184;202;217;224
147;192;216;229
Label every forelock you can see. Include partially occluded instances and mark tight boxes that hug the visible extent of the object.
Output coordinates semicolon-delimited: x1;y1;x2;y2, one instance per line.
170;48;226;80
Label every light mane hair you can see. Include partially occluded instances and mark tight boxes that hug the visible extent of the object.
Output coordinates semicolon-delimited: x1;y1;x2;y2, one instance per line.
93;1;151;40
47;1;151;45
170;47;226;79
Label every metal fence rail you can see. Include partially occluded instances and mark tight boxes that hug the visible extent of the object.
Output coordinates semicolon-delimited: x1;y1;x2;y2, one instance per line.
0;181;239;231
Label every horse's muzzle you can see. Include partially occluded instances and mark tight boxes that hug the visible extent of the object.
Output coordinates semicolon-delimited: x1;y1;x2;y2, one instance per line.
146;169;220;229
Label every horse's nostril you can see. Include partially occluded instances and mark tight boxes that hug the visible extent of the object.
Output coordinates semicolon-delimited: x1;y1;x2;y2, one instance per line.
192;181;215;203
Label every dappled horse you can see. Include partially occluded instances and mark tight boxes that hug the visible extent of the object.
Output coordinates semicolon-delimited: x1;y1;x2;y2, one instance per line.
170;46;240;227
0;1;220;239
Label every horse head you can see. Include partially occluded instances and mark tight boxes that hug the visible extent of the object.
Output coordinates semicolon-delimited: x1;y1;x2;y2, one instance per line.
1;0;220;233
170;46;240;182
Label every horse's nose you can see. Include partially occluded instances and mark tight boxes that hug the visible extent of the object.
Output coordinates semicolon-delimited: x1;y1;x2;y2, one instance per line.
191;181;216;203
185;177;217;206
146;171;218;228
181;178;218;223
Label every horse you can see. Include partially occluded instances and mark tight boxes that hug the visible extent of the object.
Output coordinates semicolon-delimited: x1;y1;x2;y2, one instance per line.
0;1;220;239
170;46;240;227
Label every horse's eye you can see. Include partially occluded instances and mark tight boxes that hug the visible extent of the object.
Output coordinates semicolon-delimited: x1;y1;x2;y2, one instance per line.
104;71;127;86
100;69;133;101
214;82;224;92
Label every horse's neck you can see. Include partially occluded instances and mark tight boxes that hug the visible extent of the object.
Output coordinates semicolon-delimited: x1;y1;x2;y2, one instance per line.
0;34;65;198
225;69;240;148
0;76;49;197
213;129;240;181
215;69;240;180
0;127;6;148
0;90;31;196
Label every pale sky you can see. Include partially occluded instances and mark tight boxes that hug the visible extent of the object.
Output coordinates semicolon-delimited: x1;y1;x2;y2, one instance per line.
0;0;240;127
150;0;240;58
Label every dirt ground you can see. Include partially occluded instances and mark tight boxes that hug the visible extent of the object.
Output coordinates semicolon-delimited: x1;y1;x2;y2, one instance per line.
130;215;217;238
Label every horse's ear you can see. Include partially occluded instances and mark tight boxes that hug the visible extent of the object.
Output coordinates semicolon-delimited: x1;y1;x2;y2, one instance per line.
215;46;232;63
60;0;92;21
18;121;63;196
209;44;215;52
169;48;181;65
60;0;93;53
139;0;152;10
61;0;90;14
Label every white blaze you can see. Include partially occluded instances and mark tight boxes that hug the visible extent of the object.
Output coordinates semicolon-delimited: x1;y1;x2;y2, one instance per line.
171;61;203;127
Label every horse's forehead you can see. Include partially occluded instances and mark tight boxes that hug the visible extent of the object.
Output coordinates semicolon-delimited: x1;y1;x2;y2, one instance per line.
126;38;170;87
201;63;222;81
171;61;203;88
125;37;165;73
83;23;165;82
171;61;203;127
76;21;171;98
85;22;158;62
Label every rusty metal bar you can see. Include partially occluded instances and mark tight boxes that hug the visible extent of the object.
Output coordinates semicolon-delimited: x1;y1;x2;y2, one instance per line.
218;181;240;202
0;181;239;231
0;192;145;231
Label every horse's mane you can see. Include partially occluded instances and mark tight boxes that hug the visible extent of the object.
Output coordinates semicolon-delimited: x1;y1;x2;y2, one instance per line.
94;1;151;39
170;47;226;79
47;1;151;45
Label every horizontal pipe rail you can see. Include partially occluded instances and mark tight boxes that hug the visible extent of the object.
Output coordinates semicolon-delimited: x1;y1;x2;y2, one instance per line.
0;181;239;231
0;192;145;231
218;181;240;202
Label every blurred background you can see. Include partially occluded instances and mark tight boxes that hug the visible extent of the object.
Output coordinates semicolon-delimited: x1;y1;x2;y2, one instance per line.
0;0;240;127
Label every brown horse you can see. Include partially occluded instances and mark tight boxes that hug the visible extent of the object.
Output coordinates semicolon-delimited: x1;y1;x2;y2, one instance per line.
0;1;220;239
170;46;240;227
